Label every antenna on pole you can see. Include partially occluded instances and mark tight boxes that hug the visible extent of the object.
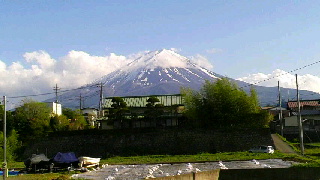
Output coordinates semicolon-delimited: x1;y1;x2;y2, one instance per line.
296;74;305;155
53;84;61;115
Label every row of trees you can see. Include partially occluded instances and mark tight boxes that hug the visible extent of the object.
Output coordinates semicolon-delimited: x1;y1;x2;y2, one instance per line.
182;78;273;129
106;78;272;129
0;78;272;160
11;100;90;141
0;99;90;161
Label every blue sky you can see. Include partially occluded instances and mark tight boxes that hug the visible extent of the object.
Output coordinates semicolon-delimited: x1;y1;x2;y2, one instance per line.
1;0;320;106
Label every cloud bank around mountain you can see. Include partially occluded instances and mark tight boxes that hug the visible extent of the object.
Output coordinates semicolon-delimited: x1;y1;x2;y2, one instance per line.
1;49;320;108
0;49;213;107
237;69;320;93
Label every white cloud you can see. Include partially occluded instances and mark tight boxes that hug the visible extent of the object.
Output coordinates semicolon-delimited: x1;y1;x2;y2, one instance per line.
189;54;214;70
24;50;56;71
170;48;182;53
237;69;320;93
0;50;132;108
0;49;215;106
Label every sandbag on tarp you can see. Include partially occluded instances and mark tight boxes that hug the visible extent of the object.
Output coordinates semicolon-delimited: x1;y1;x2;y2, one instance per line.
24;154;50;167
52;152;79;164
24;154;51;171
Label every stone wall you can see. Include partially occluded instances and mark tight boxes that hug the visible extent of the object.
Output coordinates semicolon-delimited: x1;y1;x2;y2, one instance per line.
23;128;274;159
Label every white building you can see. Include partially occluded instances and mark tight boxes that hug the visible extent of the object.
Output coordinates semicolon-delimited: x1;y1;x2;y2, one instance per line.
47;102;62;116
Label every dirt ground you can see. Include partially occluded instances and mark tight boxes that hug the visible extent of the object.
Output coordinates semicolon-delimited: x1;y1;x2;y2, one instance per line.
271;134;296;154
72;159;294;180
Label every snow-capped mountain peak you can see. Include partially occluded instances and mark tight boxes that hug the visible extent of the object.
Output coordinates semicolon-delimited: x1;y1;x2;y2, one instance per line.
53;49;320;109
57;49;222;108
126;49;195;71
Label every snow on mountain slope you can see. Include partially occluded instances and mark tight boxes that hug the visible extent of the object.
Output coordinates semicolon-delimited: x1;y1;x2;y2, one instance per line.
55;49;318;109
91;49;221;95
57;49;221;108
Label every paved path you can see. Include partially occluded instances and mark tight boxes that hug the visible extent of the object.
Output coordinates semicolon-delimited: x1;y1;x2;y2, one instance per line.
271;134;296;154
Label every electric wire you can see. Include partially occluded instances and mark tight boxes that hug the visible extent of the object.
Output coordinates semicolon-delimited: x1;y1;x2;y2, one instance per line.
240;60;320;89
7;83;102;99
4;59;320;102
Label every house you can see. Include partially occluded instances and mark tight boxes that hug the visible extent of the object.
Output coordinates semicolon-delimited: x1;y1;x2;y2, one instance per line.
98;94;185;129
81;108;98;127
261;106;290;118
283;100;320;133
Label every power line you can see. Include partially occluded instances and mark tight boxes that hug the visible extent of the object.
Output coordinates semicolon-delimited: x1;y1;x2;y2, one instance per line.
240;60;320;89
7;83;101;99
5;58;320;101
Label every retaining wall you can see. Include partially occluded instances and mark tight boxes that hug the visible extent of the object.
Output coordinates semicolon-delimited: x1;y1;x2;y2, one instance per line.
23;128;273;159
154;167;320;180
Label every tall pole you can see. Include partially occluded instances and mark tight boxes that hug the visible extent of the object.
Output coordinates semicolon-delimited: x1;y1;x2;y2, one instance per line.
53;84;60;115
98;83;103;118
3;96;7;179
296;74;305;155
79;93;82;110
278;81;283;136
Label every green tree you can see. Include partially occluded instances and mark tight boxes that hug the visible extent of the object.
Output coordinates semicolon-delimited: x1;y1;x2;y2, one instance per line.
182;78;272;129
0;130;22;161
108;97;129;128
62;108;88;130
13;99;52;140
0;105;15;134
50;114;69;131
62;108;77;120
145;96;164;127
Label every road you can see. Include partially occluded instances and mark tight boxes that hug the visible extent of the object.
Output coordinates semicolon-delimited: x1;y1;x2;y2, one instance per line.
271;134;296;154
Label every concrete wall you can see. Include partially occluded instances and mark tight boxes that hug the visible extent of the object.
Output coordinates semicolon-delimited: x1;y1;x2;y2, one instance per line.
155;169;220;180
22;128;273;159
219;167;320;180
154;168;320;180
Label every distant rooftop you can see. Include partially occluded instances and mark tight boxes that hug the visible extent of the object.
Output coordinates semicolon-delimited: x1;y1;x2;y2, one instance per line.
288;100;320;108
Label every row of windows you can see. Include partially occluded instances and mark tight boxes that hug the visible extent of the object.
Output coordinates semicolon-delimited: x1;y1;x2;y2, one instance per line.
103;94;184;108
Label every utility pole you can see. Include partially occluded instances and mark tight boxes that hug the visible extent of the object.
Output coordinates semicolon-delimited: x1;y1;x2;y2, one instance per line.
53;84;60;115
3;96;7;179
278;81;283;136
296;74;305;155
98;83;104;118
79;93;83;110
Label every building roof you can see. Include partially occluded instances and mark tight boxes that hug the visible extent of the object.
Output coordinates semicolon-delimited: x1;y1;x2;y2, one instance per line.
288;100;320;109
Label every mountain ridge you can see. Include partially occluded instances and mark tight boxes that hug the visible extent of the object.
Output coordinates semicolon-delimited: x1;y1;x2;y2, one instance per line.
52;49;320;109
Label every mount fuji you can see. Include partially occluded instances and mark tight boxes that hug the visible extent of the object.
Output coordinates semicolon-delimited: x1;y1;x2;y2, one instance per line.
54;49;320;109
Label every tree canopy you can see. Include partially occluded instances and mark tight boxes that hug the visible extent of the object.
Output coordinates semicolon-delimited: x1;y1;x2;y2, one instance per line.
145;96;164;124
108;97;129;128
182;78;272;129
13;99;52;139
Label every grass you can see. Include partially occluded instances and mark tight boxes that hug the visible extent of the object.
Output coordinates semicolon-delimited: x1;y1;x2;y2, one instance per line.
99;151;299;165
5;140;320;179
7;173;70;180
5;151;302;179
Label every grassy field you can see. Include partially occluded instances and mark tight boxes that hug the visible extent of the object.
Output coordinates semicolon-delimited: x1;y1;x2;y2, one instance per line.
5;137;320;179
99;151;298;165
5;150;310;179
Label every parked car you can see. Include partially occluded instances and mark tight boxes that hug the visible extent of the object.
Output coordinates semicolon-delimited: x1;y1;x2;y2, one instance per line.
249;145;274;153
